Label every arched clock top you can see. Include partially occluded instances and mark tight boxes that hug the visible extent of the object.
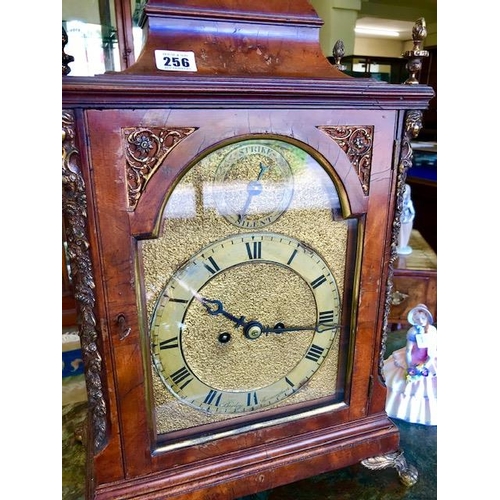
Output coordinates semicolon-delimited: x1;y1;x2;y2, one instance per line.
131;134;357;239
129;128;374;239
126;0;348;78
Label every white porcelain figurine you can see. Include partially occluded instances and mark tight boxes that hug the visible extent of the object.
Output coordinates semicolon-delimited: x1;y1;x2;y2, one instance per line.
397;183;415;255
383;304;437;426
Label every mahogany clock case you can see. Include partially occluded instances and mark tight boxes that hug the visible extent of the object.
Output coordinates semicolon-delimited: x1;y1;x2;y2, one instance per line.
63;71;433;499
62;5;434;498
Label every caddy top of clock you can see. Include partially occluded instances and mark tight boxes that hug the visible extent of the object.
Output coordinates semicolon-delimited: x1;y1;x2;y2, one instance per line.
62;2;434;499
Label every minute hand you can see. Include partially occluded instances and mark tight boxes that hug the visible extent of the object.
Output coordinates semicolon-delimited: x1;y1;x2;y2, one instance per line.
261;323;342;334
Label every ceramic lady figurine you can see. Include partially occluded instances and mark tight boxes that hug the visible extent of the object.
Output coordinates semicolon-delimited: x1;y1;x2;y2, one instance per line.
397;183;415;255
383;304;437;425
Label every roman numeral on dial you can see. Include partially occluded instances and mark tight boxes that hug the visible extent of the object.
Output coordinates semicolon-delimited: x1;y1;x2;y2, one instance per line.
170;366;193;389
310;275;327;289
204;256;220;275
318;310;335;324
245;241;262;259
247;391;259;406
203;389;222;406
287;248;298;265
305;344;325;362
159;337;179;350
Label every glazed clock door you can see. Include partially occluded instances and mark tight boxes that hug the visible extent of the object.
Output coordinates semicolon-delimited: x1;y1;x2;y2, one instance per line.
143;136;351;442
83;106;399;494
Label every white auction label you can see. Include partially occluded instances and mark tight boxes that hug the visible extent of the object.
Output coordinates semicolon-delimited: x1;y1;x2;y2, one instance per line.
415;333;430;348
154;50;198;72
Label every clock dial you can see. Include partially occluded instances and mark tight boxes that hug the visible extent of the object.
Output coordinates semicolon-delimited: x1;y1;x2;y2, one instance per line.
141;137;352;436
213;140;294;228
151;233;341;414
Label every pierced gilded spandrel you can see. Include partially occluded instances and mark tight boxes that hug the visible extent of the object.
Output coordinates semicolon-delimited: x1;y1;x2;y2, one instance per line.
140;139;351;435
123;126;197;209
317;125;374;195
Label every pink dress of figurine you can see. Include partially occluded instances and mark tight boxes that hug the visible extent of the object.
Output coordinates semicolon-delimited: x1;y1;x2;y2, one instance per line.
383;304;437;425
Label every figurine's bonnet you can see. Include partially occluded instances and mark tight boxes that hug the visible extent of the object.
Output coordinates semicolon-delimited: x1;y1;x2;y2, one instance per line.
407;304;433;325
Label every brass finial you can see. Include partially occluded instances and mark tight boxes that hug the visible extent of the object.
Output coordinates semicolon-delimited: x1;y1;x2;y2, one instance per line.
403;18;429;84
332;40;347;71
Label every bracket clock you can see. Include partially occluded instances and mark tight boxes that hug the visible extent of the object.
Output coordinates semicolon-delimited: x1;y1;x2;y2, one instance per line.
62;2;434;498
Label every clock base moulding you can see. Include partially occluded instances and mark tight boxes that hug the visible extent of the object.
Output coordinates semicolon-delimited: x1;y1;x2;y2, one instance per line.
90;415;404;500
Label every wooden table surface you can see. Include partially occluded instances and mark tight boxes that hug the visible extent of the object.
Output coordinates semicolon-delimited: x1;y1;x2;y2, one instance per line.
390;230;437;326
395;230;437;271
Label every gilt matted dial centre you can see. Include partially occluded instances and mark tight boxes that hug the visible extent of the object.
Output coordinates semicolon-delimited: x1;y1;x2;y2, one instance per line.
151;233;341;414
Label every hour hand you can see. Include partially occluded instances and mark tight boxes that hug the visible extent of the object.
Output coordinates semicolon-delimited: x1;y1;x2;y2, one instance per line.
261;323;342;334
197;296;248;329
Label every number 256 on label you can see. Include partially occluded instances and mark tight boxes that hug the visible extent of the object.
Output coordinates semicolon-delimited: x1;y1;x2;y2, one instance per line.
154;50;198;72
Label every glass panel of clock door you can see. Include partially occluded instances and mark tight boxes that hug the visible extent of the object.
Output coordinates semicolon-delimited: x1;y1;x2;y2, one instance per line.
140;137;356;438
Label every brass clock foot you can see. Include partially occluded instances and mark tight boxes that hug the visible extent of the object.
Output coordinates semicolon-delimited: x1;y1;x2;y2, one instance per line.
361;449;418;487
